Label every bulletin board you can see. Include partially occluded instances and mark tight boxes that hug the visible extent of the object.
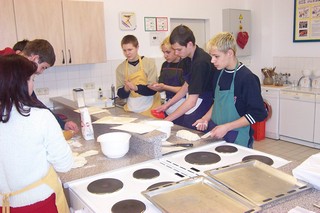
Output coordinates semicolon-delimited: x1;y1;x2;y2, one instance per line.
293;0;320;42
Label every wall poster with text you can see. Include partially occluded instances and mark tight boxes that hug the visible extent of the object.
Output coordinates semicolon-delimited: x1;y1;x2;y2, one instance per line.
293;0;320;42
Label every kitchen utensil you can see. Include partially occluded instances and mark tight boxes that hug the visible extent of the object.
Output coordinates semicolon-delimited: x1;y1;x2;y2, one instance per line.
63;130;74;140
97;132;131;158
205;160;310;206
162;143;193;147
262;67;276;85
73;88;85;108
151;109;165;119
142;175;261;213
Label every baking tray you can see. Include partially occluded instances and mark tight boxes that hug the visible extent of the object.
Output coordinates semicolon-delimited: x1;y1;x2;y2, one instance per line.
204;160;310;206
142;175;261;213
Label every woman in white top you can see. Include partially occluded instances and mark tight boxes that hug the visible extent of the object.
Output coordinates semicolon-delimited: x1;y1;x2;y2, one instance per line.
0;54;73;213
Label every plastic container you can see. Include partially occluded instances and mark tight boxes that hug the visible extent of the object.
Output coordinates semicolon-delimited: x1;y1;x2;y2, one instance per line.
252;120;266;141
97;132;131;158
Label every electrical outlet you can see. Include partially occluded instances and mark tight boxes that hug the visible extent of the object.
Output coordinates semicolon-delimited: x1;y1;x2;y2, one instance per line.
35;87;49;95
84;82;95;90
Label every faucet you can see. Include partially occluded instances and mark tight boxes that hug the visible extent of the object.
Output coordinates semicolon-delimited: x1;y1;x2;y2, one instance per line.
297;76;304;87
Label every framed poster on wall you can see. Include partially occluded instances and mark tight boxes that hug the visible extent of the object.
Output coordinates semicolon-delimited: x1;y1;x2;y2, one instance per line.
144;17;156;31
119;12;136;31
293;0;320;42
156;17;168;31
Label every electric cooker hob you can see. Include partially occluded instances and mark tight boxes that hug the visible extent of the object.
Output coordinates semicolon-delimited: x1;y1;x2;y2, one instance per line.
67;141;290;212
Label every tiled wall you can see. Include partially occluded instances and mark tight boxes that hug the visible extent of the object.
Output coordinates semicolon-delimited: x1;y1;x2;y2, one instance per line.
37;56;318;109
35;58;164;108
273;57;320;84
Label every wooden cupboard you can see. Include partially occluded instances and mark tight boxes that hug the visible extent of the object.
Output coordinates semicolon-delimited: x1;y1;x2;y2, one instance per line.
13;0;106;65
0;0;17;48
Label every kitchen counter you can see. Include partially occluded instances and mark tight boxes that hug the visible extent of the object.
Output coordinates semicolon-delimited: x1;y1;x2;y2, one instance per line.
51;97;212;184
51;97;320;212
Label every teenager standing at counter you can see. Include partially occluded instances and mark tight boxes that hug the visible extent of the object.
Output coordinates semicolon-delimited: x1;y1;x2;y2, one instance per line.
148;36;185;118
194;32;267;147
0;54;73;212
154;25;216;129
0;39;79;133
116;35;161;117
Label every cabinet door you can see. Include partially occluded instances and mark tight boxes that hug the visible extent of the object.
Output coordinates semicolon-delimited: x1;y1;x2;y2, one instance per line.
0;0;17;48
14;0;66;65
314;97;320;144
63;1;107;65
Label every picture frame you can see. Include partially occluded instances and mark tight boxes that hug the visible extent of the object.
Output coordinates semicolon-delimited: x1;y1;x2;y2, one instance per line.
144;17;157;31
120;12;137;31
293;0;320;42
156;17;168;31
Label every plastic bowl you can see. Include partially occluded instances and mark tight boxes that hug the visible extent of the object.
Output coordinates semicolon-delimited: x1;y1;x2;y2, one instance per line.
145;120;174;141
97;132;131;158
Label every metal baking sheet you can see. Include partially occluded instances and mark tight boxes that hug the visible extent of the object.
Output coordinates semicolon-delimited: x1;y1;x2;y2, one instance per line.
204;160;310;207
142;176;260;213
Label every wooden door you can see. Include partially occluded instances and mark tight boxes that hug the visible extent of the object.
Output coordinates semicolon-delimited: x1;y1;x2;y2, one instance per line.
14;0;66;65
63;1;107;65
0;0;17;48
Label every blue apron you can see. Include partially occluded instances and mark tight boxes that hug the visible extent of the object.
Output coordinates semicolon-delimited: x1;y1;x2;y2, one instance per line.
211;65;251;147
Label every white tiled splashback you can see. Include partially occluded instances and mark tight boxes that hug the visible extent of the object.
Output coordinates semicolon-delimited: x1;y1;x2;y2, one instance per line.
273;57;320;84
35;56;320;109
35;58;165;108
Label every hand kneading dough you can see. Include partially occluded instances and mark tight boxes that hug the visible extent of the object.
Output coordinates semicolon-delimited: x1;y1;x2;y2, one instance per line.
176;130;200;141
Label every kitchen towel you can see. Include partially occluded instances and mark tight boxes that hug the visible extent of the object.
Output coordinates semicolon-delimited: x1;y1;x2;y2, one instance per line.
292;152;320;190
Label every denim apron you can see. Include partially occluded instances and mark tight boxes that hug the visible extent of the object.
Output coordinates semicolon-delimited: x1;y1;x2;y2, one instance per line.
211;64;250;147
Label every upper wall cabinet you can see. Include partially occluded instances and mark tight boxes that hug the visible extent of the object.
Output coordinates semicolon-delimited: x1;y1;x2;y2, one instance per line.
0;0;17;48
14;0;107;66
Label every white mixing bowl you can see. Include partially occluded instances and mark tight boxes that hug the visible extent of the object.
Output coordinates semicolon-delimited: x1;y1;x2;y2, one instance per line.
145;120;174;141
97;132;131;158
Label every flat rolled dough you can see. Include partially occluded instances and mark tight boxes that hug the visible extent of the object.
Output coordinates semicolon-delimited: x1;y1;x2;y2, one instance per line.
176;130;200;141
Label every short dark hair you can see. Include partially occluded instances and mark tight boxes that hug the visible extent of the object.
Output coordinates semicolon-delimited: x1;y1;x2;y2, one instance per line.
169;25;195;47
121;35;139;47
0;55;43;123
13;39;29;52
22;39;56;66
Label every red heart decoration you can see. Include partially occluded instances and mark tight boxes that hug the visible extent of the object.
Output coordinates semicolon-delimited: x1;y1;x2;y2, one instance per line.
236;31;249;49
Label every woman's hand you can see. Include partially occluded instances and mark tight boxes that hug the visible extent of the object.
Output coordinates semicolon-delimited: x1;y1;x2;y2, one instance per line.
124;80;137;91
148;83;165;92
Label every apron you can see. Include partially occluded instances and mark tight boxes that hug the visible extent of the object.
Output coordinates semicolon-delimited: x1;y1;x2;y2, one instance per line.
211;64;250;147
1;166;69;213
123;56;161;117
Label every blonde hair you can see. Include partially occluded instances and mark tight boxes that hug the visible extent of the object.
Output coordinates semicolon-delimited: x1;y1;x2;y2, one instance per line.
160;36;171;50
207;32;237;55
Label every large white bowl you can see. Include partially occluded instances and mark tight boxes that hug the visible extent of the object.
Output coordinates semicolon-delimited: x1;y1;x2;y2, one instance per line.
97;132;131;158
145;120;174;141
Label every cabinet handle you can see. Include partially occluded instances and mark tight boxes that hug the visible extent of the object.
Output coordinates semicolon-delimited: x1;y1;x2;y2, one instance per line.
68;49;72;64
62;50;65;64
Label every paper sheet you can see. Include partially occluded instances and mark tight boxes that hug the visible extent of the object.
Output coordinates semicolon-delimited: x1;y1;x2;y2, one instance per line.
93;116;137;125
111;122;157;134
74;106;108;115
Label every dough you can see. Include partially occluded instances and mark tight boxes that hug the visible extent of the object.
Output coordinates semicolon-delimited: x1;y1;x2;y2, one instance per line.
72;156;87;168
78;150;99;158
176;130;200;141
